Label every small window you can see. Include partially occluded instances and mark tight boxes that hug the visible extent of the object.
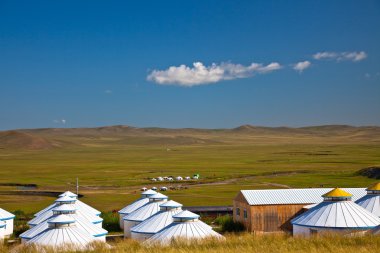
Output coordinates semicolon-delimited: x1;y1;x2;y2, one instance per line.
236;207;240;216
243;209;247;219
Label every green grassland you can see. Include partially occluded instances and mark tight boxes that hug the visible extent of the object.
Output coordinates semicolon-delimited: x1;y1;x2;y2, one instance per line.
0;125;379;214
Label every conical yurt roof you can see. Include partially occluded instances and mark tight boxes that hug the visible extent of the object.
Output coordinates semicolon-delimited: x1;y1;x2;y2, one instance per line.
144;210;223;245
131;201;183;234
292;188;380;229
119;190;157;215
124;195;168;222
28;199;102;226
59;191;78;198
21;211;108;240
0;208;15;221
26;214;96;250
355;182;380;217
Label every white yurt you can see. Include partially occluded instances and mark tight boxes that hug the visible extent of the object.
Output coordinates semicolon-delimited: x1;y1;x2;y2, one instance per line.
131;200;183;241
118;189;157;229
29;195;103;228
0;221;6;239
0;208;15;237
26;214;97;250
123;192;168;238
21;204;108;243
291;188;380;236
34;191;101;217
145;210;223;245
356;182;380;217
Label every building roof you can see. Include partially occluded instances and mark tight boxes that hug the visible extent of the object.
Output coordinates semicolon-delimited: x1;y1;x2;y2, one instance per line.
21;214;108;240
28;202;103;226
367;182;380;191
131;208;182;234
322;188;352;198
55;195;76;203
119;198;150;215
240;188;366;206
160;200;183;208
141;189;157;197
0;208;15;221
124;200;167;222
144;215;222;245
356;194;380;217
173;210;200;220
59;191;78;198
148;193;168;200
291;200;380;229
26;215;96;250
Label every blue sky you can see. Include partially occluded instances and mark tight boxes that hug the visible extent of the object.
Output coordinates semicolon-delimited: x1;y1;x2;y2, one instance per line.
0;0;379;130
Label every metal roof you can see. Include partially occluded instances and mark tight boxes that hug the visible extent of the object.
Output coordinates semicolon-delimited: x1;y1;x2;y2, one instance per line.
173;210;200;220
291;200;380;228
59;191;78;198
148;193;168;200
131;208;182;234
160;200;183;208
141;189;157;197
322;188;352;198
356;194;380;217
124;200;167;222
21;214;108;240
0;208;15;221
144;218;223;245
119;198;150;215
240;188;366;206
367;182;380;191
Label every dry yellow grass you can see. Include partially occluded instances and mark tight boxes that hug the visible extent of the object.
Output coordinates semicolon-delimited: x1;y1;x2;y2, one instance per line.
3;233;380;253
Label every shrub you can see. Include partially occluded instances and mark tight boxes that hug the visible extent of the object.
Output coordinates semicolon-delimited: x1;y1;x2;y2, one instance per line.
101;211;122;232
214;215;245;232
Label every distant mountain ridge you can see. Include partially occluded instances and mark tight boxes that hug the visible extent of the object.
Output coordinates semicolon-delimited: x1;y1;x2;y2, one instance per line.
0;125;379;150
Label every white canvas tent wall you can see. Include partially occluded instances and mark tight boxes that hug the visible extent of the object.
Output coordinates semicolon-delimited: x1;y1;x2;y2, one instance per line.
123;192;168;238
29;196;103;228
34;191;101;217
291;188;380;236
0;221;6;239
26;214;98;250
118;189;157;229
145;210;223;245
0;208;15;237
356;183;380;217
131;200;183;241
21;204;108;243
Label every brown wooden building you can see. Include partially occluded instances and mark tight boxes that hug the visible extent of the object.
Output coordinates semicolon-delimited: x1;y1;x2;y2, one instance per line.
233;188;366;234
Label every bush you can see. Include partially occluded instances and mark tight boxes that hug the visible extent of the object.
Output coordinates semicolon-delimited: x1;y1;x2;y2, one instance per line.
101;211;122;232
214;215;245;232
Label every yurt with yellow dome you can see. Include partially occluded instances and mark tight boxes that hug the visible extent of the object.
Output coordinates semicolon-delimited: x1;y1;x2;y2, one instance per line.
291;188;380;236
356;182;380;217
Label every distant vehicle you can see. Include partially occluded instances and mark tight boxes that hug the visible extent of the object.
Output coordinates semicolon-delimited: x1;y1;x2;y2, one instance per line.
141;187;147;191
157;177;164;181
176;176;183;181
151;187;157;191
151;178;157;182
185;176;191;180
160;186;168;191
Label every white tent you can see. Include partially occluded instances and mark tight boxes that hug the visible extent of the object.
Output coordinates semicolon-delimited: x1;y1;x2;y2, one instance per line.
118;189;157;229
0;208;15;237
131;200;183;241
123;192;168;238
292;188;380;236
21;204;108;243
145;210;223;245
34;191;101;217
29;196;103;228
26;214;98;250
356;182;380;217
0;221;6;239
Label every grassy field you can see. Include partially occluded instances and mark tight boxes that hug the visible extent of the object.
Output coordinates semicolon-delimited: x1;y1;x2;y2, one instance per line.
0;125;379;214
3;233;380;253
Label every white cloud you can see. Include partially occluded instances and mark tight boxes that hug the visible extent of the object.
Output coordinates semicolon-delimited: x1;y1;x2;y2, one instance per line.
53;119;66;124
293;61;311;73
147;61;282;86
313;51;367;62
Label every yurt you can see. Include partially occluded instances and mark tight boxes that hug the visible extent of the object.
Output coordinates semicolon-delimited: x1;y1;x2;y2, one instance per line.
0;221;6;239
118;189;157;229
29;195;103;228
356;182;380;217
123;192;168;238
0;208;15;237
145;210;223;245
26;214;97;250
21;204;108;243
291;188;380;236
34;191;101;217
131;200;183;241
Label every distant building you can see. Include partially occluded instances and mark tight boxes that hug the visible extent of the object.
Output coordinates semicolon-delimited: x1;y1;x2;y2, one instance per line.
356;182;380;217
0;208;15;238
233;188;366;233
